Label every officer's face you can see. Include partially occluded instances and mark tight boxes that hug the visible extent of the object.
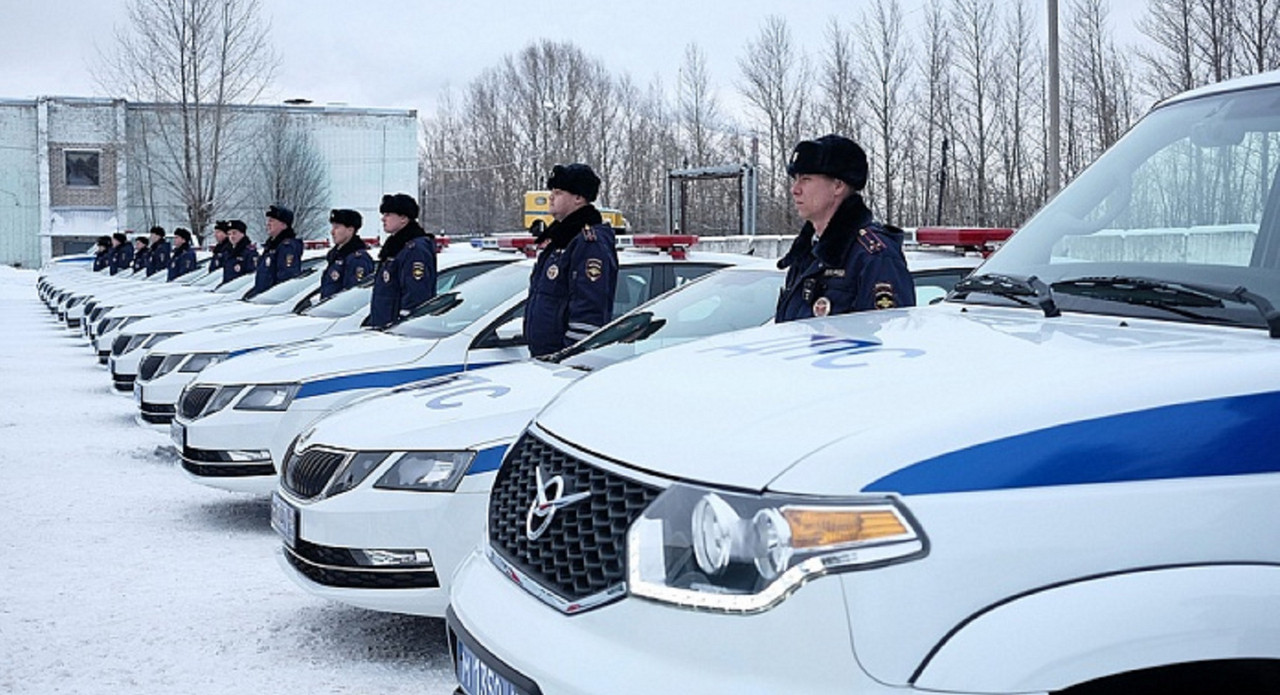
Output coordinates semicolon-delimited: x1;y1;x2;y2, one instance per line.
791;174;845;226
229;229;245;245
548;188;584;222
173;236;186;249
382;213;408;234
331;223;355;246
214;230;227;244
266;217;286;237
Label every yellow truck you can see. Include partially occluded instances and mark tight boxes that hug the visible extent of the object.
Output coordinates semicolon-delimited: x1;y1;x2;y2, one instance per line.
523;190;629;231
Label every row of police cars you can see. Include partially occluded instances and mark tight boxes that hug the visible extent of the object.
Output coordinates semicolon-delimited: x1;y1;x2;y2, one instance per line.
37;71;1280;695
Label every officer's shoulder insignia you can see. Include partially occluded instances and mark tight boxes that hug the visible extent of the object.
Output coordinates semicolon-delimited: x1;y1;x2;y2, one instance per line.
585;258;603;281
546;264;560;280
823;268;846;278
813;296;832;317
873;282;897;310
412;261;425;281
582;226;597;242
858;228;886;254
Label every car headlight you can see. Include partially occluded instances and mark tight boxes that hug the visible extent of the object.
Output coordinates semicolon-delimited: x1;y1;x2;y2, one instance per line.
326;451;392;497
204;385;246;415
234;383;299;411
154;354;186;379
627;484;926;613
373;451;474;492
123;332;177;354
179;352;227;373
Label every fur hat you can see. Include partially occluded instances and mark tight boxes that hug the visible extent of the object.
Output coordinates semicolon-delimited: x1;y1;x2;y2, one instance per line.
546;163;600;202
96;235;112;248
149;225;165;238
134;236;149;247
227;219;248;234
379;193;419;220
266;204;294;226
213;220;230;233
329;208;363;230
112;232;127;244
786;134;869;191
174;228;192;243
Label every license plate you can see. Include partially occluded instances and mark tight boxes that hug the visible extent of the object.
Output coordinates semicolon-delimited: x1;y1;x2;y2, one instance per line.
169;421;185;448
270;493;298;548
455;637;529;695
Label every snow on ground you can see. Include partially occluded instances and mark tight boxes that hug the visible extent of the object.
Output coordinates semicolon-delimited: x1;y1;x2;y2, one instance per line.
0;266;458;694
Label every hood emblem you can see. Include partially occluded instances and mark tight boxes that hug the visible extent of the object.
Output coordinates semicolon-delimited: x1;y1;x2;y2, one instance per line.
526;466;590;541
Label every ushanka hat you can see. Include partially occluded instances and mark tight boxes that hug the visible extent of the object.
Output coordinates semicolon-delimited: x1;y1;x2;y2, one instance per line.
787;134;869;191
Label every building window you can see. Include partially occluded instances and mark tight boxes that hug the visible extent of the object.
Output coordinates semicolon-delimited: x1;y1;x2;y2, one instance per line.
65;150;101;187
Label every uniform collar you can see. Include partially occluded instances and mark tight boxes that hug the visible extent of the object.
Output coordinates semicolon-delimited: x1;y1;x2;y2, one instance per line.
539;205;603;250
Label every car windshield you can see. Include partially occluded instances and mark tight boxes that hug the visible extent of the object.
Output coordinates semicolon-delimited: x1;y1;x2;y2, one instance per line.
973;83;1280;331
387;262;530;339
555;267;783;371
304;282;374;318
247;270;316;305
213;273;256;294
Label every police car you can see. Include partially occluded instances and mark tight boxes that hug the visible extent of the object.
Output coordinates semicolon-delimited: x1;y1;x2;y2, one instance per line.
173;243;743;494
134;252;518;425
267;250;986;617
447;72;1280;695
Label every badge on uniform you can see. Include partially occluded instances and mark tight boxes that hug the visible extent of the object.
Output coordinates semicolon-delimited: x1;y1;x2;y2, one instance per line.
858;228;886;254
813;296;832;317
874;283;897;309
546;264;559;280
382;269;391;283
234;263;241;272
265;257;272;267
329;270;340;281
585;258;603;281
412;262;425;281
823;268;846;278
285;254;295;267
355;267;365;280
583;226;597;242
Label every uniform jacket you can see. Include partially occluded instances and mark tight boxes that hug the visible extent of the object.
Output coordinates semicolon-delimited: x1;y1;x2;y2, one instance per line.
93;250;110;272
110;244;133;275
369;221;436;329
775;194;915;323
168;244;198;281
320;236;374;299
131;247;150;273
223;237;258;285
252;228;303;295
523;205;619;357
147;240;171;276
208;239;231;274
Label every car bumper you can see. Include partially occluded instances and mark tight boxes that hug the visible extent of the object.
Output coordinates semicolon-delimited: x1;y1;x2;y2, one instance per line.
175;407;321;493
135;372;197;423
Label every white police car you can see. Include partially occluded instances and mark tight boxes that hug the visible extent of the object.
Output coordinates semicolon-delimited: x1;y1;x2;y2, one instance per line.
173;244;742;494
134;252;517;424
447;72;1280;695
267;251;984;618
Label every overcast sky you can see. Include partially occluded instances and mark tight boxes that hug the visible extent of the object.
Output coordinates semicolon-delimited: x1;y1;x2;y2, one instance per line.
0;0;1146;118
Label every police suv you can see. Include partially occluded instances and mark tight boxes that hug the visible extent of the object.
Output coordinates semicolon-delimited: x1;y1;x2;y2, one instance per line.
447;72;1280;695
172;241;742;494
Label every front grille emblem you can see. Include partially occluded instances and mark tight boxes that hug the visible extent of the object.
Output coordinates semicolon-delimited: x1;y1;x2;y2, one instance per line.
525;465;590;541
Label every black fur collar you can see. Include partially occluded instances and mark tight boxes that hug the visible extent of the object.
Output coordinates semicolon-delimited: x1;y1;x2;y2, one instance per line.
379;220;430;261
538;205;603;250
777;194;875;269
328;235;368;262
263;227;297;252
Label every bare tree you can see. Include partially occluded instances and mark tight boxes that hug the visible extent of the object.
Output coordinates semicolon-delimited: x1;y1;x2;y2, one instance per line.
914;0;954;226
997;1;1044;224
256;113;330;240
677;43;722;165
1234;0;1280;73
856;0;911;223
951;0;1000;226
816;19;861;137
97;0;277;238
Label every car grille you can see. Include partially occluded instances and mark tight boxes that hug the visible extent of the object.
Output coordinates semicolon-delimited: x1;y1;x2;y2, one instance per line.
138;354;164;381
139;402;175;424
281;448;349;500
180;459;275;478
111;334;130;356
180;386;215;419
488;432;662;608
283;540;439;589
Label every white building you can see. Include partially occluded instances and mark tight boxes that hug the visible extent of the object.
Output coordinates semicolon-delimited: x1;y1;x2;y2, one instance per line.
0;97;418;267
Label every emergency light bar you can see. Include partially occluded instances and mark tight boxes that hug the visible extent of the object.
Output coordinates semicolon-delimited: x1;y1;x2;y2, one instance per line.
629;234;699;260
915;227;1013;256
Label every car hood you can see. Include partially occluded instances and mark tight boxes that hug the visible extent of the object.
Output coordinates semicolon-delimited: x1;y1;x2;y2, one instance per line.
303;360;585;451
112;291;234;319
535;304;1280;493
123;301;269;336
155;314;336;356
195;330;440;387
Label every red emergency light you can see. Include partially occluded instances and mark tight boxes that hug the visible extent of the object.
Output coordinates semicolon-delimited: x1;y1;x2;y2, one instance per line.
498;235;540;258
435;235;452;253
630;234;699;260
915;227;1013;256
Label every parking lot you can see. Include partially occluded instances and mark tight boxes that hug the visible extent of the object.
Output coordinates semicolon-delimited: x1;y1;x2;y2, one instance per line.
0;265;458;694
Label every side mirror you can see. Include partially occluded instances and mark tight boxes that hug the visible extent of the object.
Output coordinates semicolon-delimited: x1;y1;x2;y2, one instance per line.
493;317;524;345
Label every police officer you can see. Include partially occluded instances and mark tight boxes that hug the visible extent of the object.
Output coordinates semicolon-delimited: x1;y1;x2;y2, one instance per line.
92;236;112;272
130;236;150;273
321;209;374;299
251;204;304;296
775;134;915;323
524;163;619;357
208;220;232;274
146;226;170;277
168;228;198;280
109;232;132;275
369;193;436;328
223;219;258;285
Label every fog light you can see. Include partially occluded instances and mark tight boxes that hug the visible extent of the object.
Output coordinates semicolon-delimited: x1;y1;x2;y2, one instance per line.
224;449;270;462
359;549;434;568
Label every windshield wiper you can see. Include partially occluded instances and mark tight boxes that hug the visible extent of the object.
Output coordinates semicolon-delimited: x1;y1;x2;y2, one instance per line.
950;273;1061;318
1052;276;1280;338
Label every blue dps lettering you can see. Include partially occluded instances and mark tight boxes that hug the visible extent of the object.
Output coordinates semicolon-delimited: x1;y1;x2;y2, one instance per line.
697;334;923;369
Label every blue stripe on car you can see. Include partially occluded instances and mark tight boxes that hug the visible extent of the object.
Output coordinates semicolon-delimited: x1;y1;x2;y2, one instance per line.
467;445;509;476
295;362;510;400
862;391;1280;495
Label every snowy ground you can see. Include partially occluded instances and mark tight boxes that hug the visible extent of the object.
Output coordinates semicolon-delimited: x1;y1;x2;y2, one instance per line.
0;266;458;694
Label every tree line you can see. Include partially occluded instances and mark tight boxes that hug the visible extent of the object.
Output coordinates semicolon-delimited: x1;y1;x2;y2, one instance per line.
420;0;1280;237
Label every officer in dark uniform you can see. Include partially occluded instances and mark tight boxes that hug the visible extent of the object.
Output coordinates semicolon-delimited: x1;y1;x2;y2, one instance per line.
321;208;374;299
369;193;436;328
523;163;619;357
92;236;112;272
146;226;171;277
775;134;915;323
109;232;133;275
251;204;304;296
223;219;258;285
168;228;198;280
130;236;150;273
208;221;232;274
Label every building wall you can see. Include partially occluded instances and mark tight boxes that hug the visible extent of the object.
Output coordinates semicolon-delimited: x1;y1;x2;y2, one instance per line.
0;101;42;267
